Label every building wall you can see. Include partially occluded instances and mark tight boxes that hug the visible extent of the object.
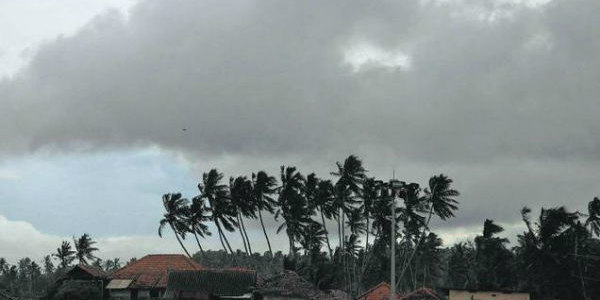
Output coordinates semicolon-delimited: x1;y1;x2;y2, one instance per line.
449;290;530;300
109;289;131;300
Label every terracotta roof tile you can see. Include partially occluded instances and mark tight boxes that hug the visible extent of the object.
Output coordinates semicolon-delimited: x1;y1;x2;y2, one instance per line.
110;254;205;288
358;282;402;300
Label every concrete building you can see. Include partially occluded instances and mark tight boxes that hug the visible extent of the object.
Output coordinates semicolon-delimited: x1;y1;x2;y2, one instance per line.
445;289;530;300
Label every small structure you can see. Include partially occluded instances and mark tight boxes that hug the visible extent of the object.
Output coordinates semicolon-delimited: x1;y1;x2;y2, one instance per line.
358;282;401;300
106;254;205;299
164;269;257;299
401;288;444;300
53;264;108;300
57;263;108;283
444;289;529;300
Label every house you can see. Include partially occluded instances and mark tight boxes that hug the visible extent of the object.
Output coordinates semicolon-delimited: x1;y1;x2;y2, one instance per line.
164;269;257;299
57;264;108;283
444;288;530;300
358;282;401;300
53;264;108;300
106;254;205;299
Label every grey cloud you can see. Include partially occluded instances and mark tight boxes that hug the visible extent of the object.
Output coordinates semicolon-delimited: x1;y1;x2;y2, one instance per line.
2;0;599;162
1;0;599;236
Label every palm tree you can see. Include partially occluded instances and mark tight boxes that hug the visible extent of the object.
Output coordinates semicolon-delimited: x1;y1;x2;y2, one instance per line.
331;155;365;293
230;176;255;255
185;196;212;255
474;219;512;289
252;171;278;256
252;171;277;256
199;169;238;254
515;206;583;299
53;241;75;269
361;177;379;251
331;155;366;251
158;193;192;258
315;179;336;258
585;197;600;237
396;174;459;289
73;233;99;264
276;166;309;257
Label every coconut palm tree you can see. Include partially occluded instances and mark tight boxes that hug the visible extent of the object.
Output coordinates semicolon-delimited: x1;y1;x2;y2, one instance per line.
230;176;255;255
199;169;238;254
276;166;309;257
361;177;379;251
158;193;192;258
185;196;212;254
252;171;278;256
586;197;600;237
73;233;99;265
396;174;459;289
331;155;366;251
53;241;75;269
315;179;336;258
515;206;583;299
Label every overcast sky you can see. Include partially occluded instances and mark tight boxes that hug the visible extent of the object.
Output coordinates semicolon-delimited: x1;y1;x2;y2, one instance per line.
1;0;599;264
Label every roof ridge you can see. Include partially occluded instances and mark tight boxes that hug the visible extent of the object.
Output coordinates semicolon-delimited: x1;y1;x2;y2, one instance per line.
358;281;394;299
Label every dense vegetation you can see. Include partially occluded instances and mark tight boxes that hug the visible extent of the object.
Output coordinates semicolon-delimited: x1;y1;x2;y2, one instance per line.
1;155;598;300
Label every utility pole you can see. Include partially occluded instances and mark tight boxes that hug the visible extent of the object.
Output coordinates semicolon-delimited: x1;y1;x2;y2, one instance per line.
391;186;396;300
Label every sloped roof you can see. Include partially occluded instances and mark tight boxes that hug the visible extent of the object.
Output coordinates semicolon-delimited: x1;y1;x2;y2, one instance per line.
57;264;107;282
75;264;108;278
400;288;444;300
166;269;257;296
358;282;402;300
110;254;205;288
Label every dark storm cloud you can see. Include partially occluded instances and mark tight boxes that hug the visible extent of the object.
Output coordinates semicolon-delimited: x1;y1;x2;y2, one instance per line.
1;0;599;237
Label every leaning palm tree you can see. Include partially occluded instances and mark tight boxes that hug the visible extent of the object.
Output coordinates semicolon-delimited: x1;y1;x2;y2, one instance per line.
199;169;238;254
185;196;212;254
53;241;75;269
315;179;336;258
331;155;366;251
158;193;192;258
276;166;309;257
396;174;459;289
73;233;99;265
230;176;255;255
252;171;278;256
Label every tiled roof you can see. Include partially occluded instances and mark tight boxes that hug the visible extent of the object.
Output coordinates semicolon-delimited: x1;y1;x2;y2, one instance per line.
358;282;402;300
110;254;205;288
75;264;108;278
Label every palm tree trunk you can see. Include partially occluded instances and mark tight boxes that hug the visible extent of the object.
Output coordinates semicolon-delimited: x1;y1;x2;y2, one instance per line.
214;220;230;253
192;232;205;255
395;205;434;290
169;223;192;258
258;209;273;256
240;215;253;255
320;208;333;258
237;213;250;255
287;228;295;257
218;222;235;254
